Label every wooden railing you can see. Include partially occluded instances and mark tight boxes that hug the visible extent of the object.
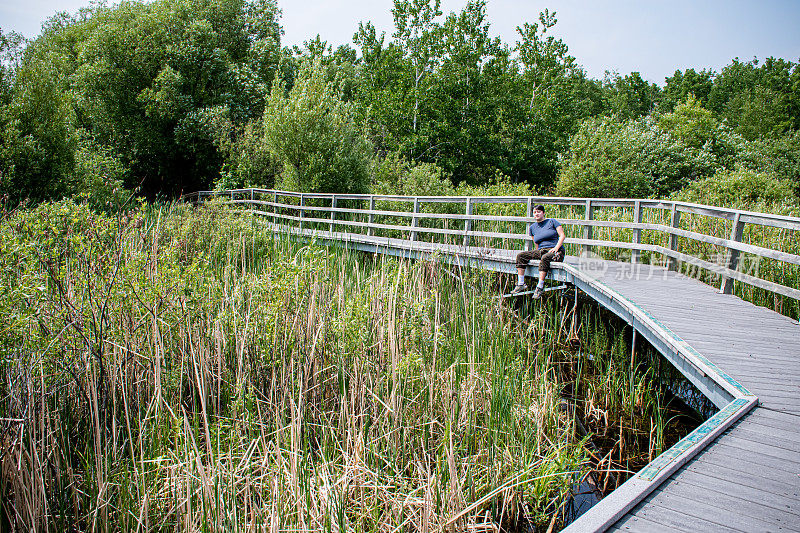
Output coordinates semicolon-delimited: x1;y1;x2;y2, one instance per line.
184;189;800;307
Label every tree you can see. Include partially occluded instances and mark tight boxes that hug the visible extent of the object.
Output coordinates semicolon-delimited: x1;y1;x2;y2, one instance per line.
391;0;443;137
260;60;371;194
512;10;587;186
657;94;743;168
515;9;575;112
661;68;714;111
7;0;282;199
602;71;659;119
0;29;24;106
420;0;506;183
0;38;77;203
708;57;799;139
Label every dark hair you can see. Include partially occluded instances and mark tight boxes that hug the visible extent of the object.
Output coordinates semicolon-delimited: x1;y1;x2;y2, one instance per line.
533;204;545;213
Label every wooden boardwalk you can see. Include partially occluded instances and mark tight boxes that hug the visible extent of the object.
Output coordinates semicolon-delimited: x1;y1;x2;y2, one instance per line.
593;261;800;532
191;189;800;532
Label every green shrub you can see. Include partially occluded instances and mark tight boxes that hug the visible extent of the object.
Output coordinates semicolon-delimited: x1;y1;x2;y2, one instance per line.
372;152;455;196
671;168;797;208
739;130;800;197
656;95;745;170
457;170;534;198
217;119;280;190
555;115;717;198
71;133;130;212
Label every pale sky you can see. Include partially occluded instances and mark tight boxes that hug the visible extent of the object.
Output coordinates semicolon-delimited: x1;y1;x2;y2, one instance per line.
2;0;800;84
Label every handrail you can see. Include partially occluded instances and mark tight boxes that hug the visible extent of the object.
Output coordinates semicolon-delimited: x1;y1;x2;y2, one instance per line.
185;188;800;305
190;189;800;230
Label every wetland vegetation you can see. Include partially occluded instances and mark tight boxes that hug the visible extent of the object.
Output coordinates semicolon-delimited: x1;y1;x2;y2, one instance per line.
0;202;704;531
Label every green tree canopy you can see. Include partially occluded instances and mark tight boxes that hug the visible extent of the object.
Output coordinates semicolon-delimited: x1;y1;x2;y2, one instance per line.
2;0;281;201
555;115;717;198
707;57;800;140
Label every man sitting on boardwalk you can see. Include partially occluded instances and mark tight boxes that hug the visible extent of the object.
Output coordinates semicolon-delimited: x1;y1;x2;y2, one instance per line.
511;204;566;298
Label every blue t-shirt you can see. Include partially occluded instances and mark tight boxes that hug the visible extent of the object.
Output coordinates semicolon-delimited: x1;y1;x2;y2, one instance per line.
529;218;562;250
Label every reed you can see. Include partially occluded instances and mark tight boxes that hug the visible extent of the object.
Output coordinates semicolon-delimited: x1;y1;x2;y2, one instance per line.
0;200;696;531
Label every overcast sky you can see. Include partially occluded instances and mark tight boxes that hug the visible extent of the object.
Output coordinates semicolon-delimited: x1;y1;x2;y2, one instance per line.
3;0;800;84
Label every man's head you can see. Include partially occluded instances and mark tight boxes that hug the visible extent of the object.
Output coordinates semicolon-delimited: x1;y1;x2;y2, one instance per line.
533;204;546;222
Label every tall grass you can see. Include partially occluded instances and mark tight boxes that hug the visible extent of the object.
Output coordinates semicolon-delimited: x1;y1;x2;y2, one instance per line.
0;200;699;531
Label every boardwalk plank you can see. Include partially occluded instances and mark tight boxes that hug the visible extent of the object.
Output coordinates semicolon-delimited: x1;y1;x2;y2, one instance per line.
663;329;799;345
725;426;800;451
684;461;800;500
638;489;794;532
708;442;800;470
715;433;800;463
732;419;800;441
644;478;800;529
688;338;799;352
612;292;795;316
758;403;800;416
702;360;800;377
710;357;800;370
721;372;800;385
738;383;800;396
610;295;797;325
690;456;800;502
609;514;682;533
738;409;800;425
709;356;799;369
691;446;800;487
624;501;747;533
710;365;800;381
703;360;799;374
741;389;800;403
750;396;800;410
663;468;800;514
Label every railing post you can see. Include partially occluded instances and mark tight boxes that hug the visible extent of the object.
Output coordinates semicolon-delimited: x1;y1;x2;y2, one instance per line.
272;191;278;227
631;200;642;264
299;194;305;231
410;197;420;242
666;203;681;271
463;198;473;248
367;196;376;237
720;212;745;294
583;199;594;256
526;198;534;251
329;195;337;234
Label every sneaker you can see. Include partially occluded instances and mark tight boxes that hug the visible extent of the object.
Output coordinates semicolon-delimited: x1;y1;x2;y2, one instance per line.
532;286;544;299
510;283;527;295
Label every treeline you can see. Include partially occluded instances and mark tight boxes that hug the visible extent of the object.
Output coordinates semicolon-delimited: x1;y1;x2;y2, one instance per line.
1;0;798;209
